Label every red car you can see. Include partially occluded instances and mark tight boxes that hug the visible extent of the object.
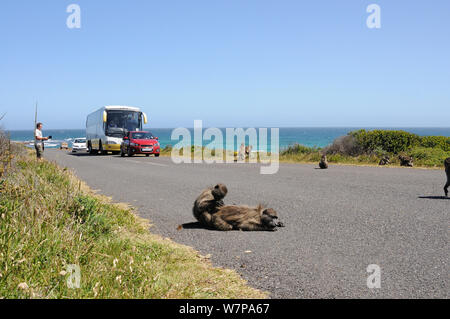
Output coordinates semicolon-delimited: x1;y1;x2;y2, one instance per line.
120;131;161;157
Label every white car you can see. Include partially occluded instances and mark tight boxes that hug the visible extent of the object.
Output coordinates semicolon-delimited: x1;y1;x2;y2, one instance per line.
72;138;87;153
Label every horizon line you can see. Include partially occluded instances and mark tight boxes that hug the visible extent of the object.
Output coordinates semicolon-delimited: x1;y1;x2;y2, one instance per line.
4;126;450;131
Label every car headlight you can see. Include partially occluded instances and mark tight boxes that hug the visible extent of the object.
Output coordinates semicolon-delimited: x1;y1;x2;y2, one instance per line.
130;143;138;147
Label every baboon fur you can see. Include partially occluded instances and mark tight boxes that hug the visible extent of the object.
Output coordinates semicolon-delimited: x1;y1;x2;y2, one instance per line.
193;184;228;227
379;156;390;166
399;155;414;167
444;157;450;197
211;204;284;231
319;155;328;169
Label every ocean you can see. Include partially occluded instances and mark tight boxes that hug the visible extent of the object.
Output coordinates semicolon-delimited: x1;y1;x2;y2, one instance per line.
7;127;450;151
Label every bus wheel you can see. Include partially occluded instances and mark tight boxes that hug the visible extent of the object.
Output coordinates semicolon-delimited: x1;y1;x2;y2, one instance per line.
99;142;108;155
88;142;97;155
155;154;160;158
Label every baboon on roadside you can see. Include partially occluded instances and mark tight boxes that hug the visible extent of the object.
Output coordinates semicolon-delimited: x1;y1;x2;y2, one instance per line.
193;184;228;227
444;157;450;197
245;145;253;158
379;156;390;166
319;155;328;169
211;205;285;231
399;155;414;167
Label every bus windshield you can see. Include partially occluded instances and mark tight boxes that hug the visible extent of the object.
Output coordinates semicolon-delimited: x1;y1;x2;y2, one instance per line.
106;110;142;137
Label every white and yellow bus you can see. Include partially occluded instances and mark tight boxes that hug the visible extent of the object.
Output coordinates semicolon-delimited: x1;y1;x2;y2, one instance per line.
86;106;148;155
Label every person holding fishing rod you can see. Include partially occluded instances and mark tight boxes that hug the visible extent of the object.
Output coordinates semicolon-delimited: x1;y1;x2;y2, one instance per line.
34;122;52;159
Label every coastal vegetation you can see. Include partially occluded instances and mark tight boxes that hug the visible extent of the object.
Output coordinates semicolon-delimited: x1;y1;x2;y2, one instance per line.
161;130;450;168
0;131;266;299
281;130;449;168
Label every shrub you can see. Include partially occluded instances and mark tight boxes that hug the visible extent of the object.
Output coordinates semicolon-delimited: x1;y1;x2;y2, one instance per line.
349;129;450;154
350;129;422;154
420;136;450;152
324;135;363;156
281;143;315;155
408;146;449;167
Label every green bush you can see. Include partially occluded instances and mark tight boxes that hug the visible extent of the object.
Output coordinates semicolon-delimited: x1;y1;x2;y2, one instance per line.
420;136;450;152
350;130;421;154
324;135;363;156
350;129;450;154
408;146;449;167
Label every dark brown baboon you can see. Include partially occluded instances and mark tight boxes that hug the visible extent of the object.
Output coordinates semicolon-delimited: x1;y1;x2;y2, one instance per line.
319;155;328;169
444;157;450;197
379;156;390;166
211;204;285;231
193;184;228;227
399;155;413;167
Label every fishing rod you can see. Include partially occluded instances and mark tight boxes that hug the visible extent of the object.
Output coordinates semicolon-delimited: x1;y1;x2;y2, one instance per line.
34;101;38;129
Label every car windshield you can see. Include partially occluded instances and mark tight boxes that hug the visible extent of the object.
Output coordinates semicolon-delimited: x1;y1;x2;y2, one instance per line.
132;132;154;140
74;139;86;144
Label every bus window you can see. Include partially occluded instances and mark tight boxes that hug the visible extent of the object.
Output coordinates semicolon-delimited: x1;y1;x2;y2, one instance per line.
105;110;142;137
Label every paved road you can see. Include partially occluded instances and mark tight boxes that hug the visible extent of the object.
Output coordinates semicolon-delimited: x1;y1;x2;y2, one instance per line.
45;150;449;298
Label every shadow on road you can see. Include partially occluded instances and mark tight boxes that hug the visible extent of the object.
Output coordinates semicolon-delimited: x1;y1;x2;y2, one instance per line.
181;222;208;230
68;152;91;157
180;222;223;231
418;196;450;200
68;152;121;157
65;152;157;159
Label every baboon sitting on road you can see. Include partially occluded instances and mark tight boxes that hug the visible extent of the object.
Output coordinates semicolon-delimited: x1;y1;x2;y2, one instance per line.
193;184;228;227
245;145;253;159
211;205;285;231
319;155;328;169
444;157;450;197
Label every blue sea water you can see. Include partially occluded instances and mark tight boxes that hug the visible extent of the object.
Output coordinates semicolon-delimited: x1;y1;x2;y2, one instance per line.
7;127;450;151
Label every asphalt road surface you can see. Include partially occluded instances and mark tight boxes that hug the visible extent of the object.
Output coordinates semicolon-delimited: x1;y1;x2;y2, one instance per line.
45;149;449;298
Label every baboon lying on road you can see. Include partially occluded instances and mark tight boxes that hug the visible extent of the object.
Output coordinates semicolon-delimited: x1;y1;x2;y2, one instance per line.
193;184;228;227
319;155;328;169
444;157;450;197
211;205;285;231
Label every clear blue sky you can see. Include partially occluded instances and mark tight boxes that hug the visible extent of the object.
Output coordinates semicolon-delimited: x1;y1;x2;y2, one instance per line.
1;0;449;129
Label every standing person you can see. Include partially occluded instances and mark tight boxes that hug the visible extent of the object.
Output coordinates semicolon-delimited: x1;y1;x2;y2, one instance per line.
34;123;51;159
238;143;245;162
